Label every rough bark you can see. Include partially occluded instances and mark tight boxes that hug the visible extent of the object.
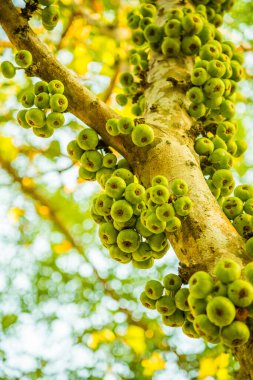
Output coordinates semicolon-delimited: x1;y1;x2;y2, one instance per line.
1;0;253;377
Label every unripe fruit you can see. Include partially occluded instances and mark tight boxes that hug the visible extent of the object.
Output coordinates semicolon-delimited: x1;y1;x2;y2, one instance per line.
199;43;220;60
230;60;243;82
152;175;168;187
131;124;154;147
34;81;48;95
99;222;118;245
205;96;223;109
116;94;128;106
79;167;96;181
127;14;141;30
132;242;153;261
175;288;190;311
77;128;99;150
221;321;250;347
193;314;219;340
109;245;132;264
25;108;46;128
188;295;207;317
21;91;35;108
161;37;181;57
246;238;253;260
102;153;117;169
1;61;16;78
187;87;204;104
244;262;253;284
182;14;203;35
174;196;193;217
48;80;64;94
80;151;103;172
95;193;113;216
145;280;164;300
15;50;32;68
113;168;134;185
119;72;134;87
46;112;65;128
228;280;253;307
220;99;235;119
156;203;175;222
140;3;156;17
140;291;156;309
182;320;199;339
222;197;244;220
162;309;185;327
166;216;181;232
117;229;140;253
156;295;176;315
189;103;206;119
147;232;168;252
33;125;54;138
207;296;236;327
106;118;120;136
50;94;68;112
67;140;83;161
132;257;154;269
118;117;134;135
34;92;50;109
144;24;163;43
164;273;182;291
215;258;241;285
209;148;232;169
207;59;226;78
189;271;213;299
132;202;146;217
191;68;208;86
167;9;184;21
42;5;60;30
146;213;166;234
216;121;236;142
204;78;225;98
181;36;201;56
233;214;253;238
125;183;145;204
17;110;31;129
171;179;188;196
194;137;214;156
212;281;227;297
234;184;253;201
212;169;234;189
150;185;169;204
111;200;133;223
164;19;182;38
105;177;126;199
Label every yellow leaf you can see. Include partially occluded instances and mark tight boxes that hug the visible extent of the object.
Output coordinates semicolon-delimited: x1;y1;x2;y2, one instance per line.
142;352;166;376
0;136;18;162
123;325;146;355
214;353;229;369
54;240;72;255
8;207;25;223
22;177;35;189
36;205;50;218
217;368;230;380
88;329;116;350
199;357;217;379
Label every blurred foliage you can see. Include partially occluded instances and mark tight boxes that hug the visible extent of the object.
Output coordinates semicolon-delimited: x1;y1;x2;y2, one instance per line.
0;0;252;379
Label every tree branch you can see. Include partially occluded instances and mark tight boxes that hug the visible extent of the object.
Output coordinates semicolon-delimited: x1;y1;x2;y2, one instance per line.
0;0;131;157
